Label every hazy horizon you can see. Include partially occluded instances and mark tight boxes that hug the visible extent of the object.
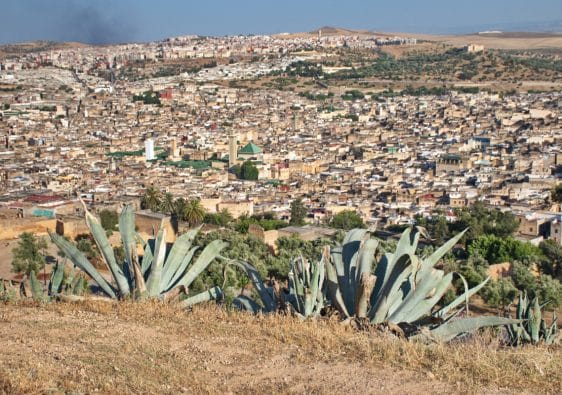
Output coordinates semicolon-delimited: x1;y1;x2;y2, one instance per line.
0;0;561;45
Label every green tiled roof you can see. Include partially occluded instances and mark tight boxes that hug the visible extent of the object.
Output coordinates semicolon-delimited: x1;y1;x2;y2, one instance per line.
239;142;262;154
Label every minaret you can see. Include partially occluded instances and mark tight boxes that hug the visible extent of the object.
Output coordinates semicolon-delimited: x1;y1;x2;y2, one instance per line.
169;138;178;160
228;130;238;167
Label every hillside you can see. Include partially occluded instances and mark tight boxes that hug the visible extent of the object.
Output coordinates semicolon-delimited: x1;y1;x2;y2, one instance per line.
379;31;562;50
0;301;560;394
0;41;88;59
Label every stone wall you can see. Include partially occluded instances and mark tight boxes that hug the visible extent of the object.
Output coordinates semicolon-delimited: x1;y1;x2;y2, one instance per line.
0;218;58;240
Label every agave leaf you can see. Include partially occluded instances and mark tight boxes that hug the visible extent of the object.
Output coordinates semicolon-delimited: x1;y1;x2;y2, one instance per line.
389;269;448;323
131;256;147;298
49;261;65;295
224;259;275;312
517;291;527;318
343;228;369;245
233;294;263;313
529;297;542;344
418;316;521;342
50;232;116;298
355;273;376;318
372;253;391;305
177;240;228;290
330;245;353;312
371;228;417;311
325;259;351;318
29;271;44;301
406;272;453;323
160;226;201;288
141;238;154;275
305;260;323;317
287;271;301;313
356;238;378;285
370;253;414;323
179;286;222;308
71;276;86;295
85;209;130;296
435;277;490;319
119;205;136;272
165;247;199;292
422;229;467;269
145;228;167;297
395;227;413;256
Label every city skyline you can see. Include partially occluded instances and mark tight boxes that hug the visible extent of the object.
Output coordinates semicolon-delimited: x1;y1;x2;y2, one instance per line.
0;0;561;44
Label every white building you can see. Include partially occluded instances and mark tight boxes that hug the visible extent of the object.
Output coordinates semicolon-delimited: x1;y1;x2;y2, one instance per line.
145;138;155;161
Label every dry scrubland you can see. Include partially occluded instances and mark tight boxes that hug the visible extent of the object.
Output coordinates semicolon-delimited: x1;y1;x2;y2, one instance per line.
0;301;560;394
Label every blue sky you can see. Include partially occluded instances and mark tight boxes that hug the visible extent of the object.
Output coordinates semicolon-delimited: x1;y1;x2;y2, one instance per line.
1;0;561;44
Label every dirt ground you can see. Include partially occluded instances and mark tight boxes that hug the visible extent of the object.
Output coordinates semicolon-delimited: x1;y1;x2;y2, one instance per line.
0;301;560;394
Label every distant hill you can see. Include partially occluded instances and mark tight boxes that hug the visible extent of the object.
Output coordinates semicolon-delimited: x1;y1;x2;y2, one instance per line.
391;31;562;50
311;26;373;36
0;40;89;59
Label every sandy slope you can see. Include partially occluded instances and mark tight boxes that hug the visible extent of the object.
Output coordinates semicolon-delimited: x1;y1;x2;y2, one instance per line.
1;301;560;394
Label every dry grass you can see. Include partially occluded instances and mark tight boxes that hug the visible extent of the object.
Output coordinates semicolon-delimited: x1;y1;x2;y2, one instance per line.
0;300;560;394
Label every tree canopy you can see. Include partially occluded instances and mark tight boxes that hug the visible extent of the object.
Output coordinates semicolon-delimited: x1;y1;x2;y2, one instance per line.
11;232;48;275
99;209;118;232
289;198;307;226
234;160;259;180
329;210;365;230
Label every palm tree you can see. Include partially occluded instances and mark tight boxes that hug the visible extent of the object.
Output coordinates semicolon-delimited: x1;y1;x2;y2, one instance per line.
160;192;175;214
218;208;234;226
141;186;162;211
182;198;206;226
174;197;187;220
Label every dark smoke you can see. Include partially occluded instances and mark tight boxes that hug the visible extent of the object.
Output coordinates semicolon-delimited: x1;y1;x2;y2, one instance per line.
55;1;138;44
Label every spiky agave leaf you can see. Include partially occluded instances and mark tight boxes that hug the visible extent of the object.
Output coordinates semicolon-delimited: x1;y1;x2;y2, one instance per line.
174;240;228;291
84;207;130;296
232;294;263;313
435;277;491;320
225;259;276;312
145;228;167;297
179;286;223;308
49;261;65;295
29;271;45;301
529;297;542;344
49;232;116;298
415;316;521;342
288;250;327;318
119;204;136;274
160;226;201;289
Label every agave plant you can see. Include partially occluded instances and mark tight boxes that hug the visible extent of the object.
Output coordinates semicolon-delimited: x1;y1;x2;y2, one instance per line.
286;248;328;318
0;279;18;302
506;291;559;346
0;261;87;303
49;204;226;307
223;247;327;318
224;251;326;316
326;228;518;341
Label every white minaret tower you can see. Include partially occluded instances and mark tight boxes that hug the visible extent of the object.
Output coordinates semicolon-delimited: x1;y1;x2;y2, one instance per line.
228;130;238;167
145;138;155;161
